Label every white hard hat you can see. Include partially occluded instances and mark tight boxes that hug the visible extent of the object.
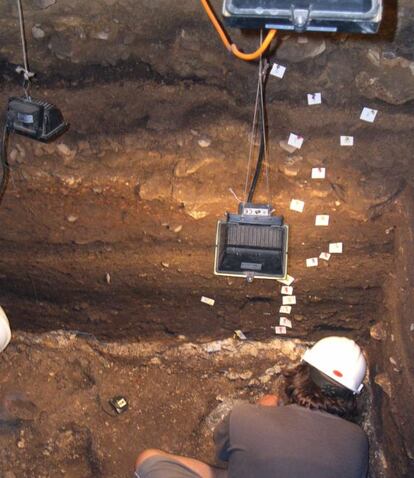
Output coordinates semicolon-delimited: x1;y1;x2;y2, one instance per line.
0;306;11;352
302;336;366;394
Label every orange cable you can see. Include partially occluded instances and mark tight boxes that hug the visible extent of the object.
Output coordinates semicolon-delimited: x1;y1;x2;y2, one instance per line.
200;0;277;61
231;29;277;60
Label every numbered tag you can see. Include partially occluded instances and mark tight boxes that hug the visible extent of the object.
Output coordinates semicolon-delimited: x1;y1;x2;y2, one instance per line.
306;257;318;267
275;326;287;335
270;63;286;79
283;295;296;305
279;317;292;328
319;252;331;261
360;107;378;123
279;305;292;314
234;330;247;340
340;136;354;146
281;286;293;295
290;199;305;213
329;242;343;253
288;133;304;149
307;93;322;105
311;167;326;179
201;296;215;306
315;215;330;226
277;274;295;286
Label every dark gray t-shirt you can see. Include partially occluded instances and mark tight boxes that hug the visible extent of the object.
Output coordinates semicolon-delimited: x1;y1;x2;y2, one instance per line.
214;403;368;478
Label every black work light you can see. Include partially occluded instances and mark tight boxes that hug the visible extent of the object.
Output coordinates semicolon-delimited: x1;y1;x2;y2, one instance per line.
222;0;383;33
6;96;68;143
214;203;289;281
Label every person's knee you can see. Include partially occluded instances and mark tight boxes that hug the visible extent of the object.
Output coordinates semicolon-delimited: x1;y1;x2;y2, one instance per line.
135;448;165;468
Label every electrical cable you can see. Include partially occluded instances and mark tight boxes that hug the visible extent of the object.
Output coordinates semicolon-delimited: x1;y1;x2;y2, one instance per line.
246;49;270;203
200;0;277;61
0;125;10;205
259;59;271;205
244;62;261;201
247;100;265;202
16;0;34;97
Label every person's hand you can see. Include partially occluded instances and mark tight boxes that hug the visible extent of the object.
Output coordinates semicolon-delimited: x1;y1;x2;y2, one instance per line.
257;394;279;407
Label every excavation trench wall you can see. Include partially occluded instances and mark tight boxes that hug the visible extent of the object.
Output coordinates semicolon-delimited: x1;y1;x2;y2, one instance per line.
0;0;413;476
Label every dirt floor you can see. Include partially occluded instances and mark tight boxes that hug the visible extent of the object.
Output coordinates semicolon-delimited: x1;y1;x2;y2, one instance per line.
2;332;385;478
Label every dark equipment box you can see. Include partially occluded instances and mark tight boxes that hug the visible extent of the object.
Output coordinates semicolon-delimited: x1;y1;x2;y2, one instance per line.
214;204;288;281
222;0;383;33
6;96;68;143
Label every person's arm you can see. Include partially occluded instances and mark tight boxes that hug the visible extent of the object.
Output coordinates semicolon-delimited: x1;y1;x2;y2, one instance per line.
213;413;231;462
135;449;227;478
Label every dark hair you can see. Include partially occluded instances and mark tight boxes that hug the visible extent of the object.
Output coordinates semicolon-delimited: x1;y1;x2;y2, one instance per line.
283;363;357;421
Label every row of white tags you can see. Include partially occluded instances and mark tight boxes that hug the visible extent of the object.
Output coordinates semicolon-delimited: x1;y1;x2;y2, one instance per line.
270;63;378;123
275;274;296;334
289;200;330;226
306;243;343;267
288;134;356;150
288;133;367;151
277;288;295;334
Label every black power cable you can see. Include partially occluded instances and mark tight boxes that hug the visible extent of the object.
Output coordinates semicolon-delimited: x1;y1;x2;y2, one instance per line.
247;111;265;203
0;125;10;205
246;62;268;204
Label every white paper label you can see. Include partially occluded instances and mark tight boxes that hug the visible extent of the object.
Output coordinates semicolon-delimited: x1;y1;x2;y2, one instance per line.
270;63;286;79
234;330;247;340
277;275;295;286
306;257;318;267
275;326;287;335
315;215;330;226
288;133;304;150
360;107;378;123
311;167;326;179
243;207;269;216
283;295;296;305
281;286;293;295
319;252;331;261
307;93;322;105
279;305;292;314
290;199;305;213
241;262;262;271
201;296;215;306
329;242;343;253
340;136;354;146
279;317;292;328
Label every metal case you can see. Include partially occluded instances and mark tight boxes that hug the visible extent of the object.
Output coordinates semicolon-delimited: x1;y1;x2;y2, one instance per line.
6;96;68;142
214;203;289;280
222;0;383;33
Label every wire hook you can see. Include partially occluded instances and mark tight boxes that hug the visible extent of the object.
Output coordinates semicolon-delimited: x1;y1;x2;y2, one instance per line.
16;0;35;97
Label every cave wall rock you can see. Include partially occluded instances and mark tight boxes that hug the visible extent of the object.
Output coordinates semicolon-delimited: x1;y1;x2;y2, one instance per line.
0;0;413;105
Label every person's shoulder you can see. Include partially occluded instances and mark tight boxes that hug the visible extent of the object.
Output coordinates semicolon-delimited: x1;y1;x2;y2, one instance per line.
230;402;267;420
287;406;368;440
231;402;257;414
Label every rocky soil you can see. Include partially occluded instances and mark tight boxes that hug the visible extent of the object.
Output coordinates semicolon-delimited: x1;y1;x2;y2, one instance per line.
1;332;387;478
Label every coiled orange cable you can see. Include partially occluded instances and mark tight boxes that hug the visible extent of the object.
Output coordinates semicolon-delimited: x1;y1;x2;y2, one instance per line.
200;0;277;61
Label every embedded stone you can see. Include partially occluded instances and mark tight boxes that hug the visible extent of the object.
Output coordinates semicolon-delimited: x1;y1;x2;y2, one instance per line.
370;322;387;341
32;25;46;40
375;373;392;397
277;37;326;63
